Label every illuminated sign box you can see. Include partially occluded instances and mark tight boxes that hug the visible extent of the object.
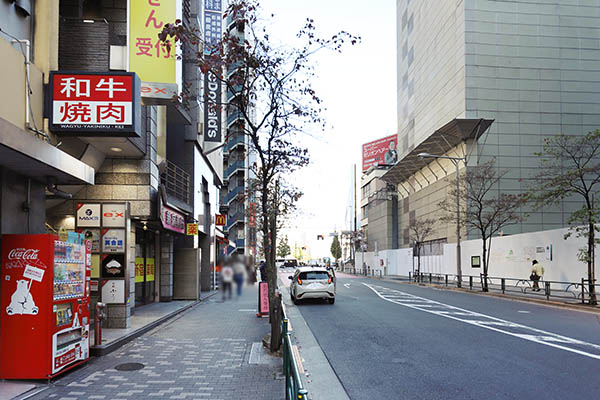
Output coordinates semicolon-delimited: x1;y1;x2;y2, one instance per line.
48;71;141;137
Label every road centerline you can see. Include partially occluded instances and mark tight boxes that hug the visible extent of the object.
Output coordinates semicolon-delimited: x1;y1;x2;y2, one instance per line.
363;283;600;360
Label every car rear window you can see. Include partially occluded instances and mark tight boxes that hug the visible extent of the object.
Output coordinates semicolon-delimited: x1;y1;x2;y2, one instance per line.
299;271;329;280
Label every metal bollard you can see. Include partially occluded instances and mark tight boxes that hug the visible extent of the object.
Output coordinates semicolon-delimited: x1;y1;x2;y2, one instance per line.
469;276;473;290
545;281;551;300
501;278;505;294
445;274;448;286
582;278;585;304
429;273;432;283
94;302;106;346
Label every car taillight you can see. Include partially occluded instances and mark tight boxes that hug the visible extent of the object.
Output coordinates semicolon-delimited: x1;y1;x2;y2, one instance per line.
297;276;302;285
328;276;332;284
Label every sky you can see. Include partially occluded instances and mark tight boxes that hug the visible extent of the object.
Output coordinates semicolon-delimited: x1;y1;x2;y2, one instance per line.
256;0;397;258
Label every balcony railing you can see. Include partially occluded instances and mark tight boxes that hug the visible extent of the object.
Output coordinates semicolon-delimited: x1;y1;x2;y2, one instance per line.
224;185;244;205
227;110;243;126
160;160;190;205
224;135;245;153
234;238;245;248
225;160;245;180
225;211;244;231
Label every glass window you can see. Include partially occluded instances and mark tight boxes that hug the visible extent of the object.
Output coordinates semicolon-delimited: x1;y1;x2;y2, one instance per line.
299;271;329;280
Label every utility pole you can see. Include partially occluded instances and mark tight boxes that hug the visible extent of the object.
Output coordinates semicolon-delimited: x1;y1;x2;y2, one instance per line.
353;164;357;269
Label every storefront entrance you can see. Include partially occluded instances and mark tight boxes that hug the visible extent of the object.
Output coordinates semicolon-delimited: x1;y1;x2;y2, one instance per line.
135;227;156;306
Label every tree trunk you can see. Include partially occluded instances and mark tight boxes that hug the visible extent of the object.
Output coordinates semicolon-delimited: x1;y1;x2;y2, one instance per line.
268;181;281;352
588;220;597;305
482;237;488;292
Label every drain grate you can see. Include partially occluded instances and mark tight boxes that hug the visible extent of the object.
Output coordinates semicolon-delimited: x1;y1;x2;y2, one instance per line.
114;362;145;371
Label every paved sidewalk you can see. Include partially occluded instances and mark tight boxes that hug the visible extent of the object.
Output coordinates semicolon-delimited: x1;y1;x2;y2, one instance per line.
25;284;283;400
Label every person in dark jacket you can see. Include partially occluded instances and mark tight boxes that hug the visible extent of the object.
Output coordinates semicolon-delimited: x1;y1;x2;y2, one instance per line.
259;260;267;282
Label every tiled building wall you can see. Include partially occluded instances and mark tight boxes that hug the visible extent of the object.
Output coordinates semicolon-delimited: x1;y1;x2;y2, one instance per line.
464;0;600;234
397;0;466;156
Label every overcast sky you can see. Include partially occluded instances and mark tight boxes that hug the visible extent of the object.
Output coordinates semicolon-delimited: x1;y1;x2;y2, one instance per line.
256;0;397;258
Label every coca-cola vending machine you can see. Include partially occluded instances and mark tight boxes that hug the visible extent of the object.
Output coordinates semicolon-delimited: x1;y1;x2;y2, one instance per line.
0;234;91;379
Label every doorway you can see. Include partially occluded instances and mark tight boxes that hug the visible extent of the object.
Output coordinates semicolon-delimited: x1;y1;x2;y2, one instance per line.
135;227;156;306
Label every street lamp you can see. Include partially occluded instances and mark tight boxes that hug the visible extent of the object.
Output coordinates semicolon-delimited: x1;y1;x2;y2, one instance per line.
417;152;466;288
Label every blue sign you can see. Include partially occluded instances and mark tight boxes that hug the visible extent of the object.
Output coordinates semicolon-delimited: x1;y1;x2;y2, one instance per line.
204;0;222;11
204;11;222;55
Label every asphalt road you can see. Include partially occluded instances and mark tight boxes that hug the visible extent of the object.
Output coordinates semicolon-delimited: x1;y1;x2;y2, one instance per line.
293;274;600;400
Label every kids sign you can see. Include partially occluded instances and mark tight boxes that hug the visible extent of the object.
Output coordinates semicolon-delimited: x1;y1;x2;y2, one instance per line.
49;72;141;137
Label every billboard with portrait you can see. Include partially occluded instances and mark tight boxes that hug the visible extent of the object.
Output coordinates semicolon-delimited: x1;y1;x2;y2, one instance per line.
362;134;398;172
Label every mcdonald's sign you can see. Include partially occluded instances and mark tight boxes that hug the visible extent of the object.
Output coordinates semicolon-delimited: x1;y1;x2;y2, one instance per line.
215;214;226;226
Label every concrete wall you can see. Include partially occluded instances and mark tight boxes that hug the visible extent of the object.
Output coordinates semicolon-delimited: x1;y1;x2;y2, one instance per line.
358;226;598;285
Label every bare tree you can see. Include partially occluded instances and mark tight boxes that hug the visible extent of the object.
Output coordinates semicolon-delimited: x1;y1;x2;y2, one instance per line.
529;131;600;305
162;0;358;351
409;217;436;278
439;160;525;291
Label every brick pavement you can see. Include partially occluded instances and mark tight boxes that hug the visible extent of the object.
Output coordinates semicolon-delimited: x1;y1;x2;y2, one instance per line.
29;284;283;400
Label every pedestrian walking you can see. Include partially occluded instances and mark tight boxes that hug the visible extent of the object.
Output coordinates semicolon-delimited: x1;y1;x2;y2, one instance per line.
259;260;267;282
221;263;234;301
233;256;246;297
530;259;545;292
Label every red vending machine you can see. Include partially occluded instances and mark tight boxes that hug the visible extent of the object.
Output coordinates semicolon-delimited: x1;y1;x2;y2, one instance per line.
0;234;91;379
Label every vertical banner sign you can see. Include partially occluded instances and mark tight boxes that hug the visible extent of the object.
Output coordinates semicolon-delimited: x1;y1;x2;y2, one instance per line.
146;258;155;282
257;281;269;317
203;0;223;142
135;257;145;283
129;0;176;84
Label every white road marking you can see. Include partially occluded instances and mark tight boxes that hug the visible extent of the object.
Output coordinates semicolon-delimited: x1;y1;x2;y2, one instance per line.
363;283;600;360
344;283;351;289
518;310;531;314
238;309;255;312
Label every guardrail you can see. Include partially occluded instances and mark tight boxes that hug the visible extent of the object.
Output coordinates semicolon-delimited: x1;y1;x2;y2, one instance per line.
282;308;308;400
406;272;596;304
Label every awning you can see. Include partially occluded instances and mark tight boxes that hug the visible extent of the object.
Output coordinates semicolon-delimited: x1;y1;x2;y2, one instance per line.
0;118;94;184
381;118;493;185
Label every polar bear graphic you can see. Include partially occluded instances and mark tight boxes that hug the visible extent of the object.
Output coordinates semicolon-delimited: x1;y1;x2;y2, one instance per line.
6;279;38;315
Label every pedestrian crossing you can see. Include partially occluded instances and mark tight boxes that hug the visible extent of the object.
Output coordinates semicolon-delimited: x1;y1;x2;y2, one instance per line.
363;283;600;361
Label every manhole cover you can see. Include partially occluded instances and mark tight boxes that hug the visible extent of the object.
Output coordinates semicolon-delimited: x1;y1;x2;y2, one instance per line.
114;362;145;371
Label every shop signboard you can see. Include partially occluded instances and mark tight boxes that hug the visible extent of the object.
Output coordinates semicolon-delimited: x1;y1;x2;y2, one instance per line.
146;258;155;282
159;200;186;234
101;279;125;304
129;0;176;87
134;257;145;283
102;203;127;227
203;1;222;142
101;254;125;278
76;204;101;228
49;72;141;137
215;214;226;226
101;229;125;253
76;229;100;252
186;223;198;235
362;134;398;172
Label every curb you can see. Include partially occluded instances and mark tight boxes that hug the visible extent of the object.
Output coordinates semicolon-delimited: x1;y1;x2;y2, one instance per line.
348;272;600;314
91;291;218;357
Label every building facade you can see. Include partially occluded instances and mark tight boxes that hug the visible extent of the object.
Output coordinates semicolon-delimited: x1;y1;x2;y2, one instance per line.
221;9;257;260
384;0;600;250
1;0;223;329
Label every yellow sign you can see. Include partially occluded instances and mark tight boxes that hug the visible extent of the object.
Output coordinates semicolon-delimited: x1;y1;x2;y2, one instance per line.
129;0;176;84
146;258;155;282
186;223;198;236
135;257;145;283
91;254;100;278
215;214;226;226
58;227;68;242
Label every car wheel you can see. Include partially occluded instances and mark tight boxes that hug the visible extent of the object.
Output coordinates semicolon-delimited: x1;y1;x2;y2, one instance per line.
328;298;335;305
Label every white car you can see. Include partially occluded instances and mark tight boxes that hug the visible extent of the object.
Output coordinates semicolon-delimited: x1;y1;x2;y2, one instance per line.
289;266;335;304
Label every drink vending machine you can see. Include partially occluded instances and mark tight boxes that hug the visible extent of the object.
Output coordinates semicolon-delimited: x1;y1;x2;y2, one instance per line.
0;233;91;379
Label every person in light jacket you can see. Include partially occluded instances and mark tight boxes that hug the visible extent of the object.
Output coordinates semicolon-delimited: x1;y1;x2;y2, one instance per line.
530;259;545;292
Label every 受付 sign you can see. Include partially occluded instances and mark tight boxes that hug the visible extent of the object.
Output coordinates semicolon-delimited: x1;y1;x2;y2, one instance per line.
49;72;141;136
